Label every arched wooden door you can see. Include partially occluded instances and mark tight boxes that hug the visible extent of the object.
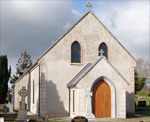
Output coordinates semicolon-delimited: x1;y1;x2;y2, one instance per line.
93;80;111;118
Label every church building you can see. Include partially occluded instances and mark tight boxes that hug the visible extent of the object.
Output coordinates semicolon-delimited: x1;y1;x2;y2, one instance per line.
13;4;136;119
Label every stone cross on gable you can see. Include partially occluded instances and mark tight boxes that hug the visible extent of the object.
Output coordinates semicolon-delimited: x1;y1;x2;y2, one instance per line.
99;49;104;56
86;2;92;11
18;86;27;110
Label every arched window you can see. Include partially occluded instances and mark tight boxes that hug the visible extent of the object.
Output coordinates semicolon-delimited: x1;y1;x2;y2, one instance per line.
99;43;108;58
71;41;81;63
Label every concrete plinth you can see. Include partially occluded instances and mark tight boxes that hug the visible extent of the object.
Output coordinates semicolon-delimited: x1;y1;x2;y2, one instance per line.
83;113;96;122
15;109;28;122
17;109;27;119
83;90;96;122
15;119;29;122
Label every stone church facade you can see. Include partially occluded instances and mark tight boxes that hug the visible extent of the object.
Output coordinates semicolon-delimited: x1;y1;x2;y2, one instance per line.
13;10;136;118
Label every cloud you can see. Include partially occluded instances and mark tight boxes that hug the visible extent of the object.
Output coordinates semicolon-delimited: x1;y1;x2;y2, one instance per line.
1;0;149;77
94;1;149;60
0;0;79;74
72;9;81;17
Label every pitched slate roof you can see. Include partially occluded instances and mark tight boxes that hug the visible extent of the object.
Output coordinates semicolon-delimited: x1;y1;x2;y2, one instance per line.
67;63;92;87
67;56;129;88
13;62;38;85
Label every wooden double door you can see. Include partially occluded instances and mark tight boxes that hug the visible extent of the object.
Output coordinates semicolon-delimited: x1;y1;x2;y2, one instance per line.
93;80;111;118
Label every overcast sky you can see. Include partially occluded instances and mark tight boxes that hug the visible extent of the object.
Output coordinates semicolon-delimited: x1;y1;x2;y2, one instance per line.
0;0;149;75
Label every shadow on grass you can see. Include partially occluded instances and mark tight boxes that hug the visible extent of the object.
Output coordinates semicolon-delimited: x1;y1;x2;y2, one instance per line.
135;109;150;116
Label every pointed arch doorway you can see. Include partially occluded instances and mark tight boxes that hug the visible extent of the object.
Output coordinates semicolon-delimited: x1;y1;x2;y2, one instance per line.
93;80;111;118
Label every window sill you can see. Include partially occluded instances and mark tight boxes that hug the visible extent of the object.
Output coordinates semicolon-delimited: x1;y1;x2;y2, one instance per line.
70;63;83;65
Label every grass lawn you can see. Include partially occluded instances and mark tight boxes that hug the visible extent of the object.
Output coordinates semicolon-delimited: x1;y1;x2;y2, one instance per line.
4;115;17;118
136;110;150;116
49;121;66;122
135;91;150;107
135;91;150;116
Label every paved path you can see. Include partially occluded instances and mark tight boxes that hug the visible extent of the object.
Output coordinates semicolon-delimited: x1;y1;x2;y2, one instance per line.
48;117;150;122
96;117;150;122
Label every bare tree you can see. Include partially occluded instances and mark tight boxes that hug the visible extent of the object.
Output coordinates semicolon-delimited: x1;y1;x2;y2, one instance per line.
136;58;150;80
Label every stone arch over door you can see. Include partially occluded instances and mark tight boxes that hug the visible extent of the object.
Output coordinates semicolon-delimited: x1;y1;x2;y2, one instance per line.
91;76;116;118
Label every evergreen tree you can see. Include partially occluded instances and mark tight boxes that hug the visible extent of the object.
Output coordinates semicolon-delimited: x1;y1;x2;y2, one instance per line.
10;51;32;84
0;55;11;104
135;70;146;93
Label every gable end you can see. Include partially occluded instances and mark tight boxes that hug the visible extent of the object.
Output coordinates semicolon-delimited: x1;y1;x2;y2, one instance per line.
38;11;91;61
91;11;136;62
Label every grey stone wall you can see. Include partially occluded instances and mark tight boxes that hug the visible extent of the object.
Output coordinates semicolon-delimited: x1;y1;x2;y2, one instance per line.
38;12;135;117
14;11;136;117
